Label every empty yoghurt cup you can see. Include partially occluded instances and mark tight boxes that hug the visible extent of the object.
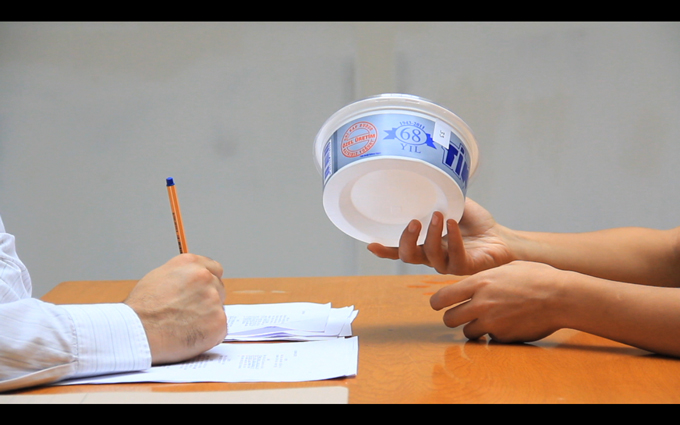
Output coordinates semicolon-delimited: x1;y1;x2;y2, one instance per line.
314;94;479;247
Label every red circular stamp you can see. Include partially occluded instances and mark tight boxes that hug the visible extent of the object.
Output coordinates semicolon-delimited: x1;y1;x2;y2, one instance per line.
341;121;378;158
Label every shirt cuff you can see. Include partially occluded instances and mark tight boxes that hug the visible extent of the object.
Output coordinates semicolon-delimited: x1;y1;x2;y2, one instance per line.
62;303;152;378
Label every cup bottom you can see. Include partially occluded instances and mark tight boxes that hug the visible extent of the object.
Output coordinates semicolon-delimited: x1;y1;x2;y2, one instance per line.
323;156;465;247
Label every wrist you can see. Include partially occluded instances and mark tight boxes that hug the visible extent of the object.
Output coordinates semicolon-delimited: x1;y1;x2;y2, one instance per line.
496;225;531;263
548;269;583;330
550;269;613;333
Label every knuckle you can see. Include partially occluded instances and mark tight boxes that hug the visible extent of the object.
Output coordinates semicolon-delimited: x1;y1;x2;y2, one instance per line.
433;264;448;274
174;252;200;265
398;249;417;264
207;287;224;305
193;267;216;283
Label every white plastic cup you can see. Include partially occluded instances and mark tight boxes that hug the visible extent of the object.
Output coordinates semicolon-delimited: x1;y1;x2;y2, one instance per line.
314;94;479;247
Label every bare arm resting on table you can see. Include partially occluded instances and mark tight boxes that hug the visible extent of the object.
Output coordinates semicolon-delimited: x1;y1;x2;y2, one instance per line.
368;199;680;357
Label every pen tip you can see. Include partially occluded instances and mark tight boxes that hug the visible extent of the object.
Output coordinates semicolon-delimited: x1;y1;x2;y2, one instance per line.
166;177;175;186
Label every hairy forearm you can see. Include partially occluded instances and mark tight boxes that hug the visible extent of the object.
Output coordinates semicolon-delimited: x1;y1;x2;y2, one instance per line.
504;226;680;287
557;271;680;357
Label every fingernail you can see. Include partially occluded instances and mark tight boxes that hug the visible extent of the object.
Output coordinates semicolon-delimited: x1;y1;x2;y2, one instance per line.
408;220;419;233
431;212;440;226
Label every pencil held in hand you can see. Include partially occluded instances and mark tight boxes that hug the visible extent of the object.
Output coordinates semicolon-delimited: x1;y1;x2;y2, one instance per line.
166;177;188;254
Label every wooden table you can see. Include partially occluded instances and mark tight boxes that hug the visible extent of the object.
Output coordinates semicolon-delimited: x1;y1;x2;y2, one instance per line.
11;274;680;403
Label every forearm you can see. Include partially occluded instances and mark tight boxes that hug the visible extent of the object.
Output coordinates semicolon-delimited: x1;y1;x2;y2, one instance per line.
504;226;680;287
557;271;680;357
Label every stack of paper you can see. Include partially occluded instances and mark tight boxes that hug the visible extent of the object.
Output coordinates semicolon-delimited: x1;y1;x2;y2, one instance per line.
224;302;358;342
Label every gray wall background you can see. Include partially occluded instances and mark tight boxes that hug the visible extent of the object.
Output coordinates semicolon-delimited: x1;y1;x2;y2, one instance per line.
1;22;678;297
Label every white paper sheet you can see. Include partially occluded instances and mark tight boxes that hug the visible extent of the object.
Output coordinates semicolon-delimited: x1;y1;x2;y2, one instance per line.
58;337;358;385
224;302;358;341
1;387;349;404
226;302;332;334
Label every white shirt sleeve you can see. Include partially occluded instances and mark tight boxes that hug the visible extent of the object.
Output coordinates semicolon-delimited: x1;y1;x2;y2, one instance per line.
0;214;152;392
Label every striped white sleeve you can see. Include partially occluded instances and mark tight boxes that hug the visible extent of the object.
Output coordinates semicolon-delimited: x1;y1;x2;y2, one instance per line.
62;303;152;379
0;300;152;392
0;215;152;392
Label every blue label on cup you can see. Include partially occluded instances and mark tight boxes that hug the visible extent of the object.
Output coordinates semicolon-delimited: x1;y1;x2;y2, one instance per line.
322;113;470;195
